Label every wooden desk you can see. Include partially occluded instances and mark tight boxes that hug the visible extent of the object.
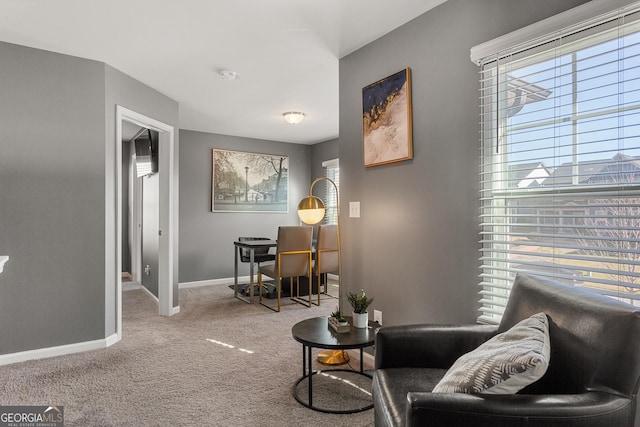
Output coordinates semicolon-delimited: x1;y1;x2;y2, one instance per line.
233;239;277;304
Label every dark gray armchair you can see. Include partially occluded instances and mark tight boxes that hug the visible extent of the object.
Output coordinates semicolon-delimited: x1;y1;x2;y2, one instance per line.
373;274;640;426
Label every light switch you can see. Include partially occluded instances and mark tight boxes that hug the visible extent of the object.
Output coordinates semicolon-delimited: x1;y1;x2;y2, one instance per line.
349;201;360;218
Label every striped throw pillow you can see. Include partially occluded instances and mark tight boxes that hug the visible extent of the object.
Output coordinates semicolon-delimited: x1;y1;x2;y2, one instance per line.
432;312;550;394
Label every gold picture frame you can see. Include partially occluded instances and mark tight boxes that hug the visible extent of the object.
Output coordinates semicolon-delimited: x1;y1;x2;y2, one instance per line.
362;68;413;167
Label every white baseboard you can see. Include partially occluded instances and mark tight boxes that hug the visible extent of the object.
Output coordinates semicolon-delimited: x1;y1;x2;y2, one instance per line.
0;333;120;366
179;276;250;289
140;284;159;302
105;333;121;347
179;274;338;290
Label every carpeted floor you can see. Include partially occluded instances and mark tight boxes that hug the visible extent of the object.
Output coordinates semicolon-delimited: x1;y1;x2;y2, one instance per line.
0;285;375;426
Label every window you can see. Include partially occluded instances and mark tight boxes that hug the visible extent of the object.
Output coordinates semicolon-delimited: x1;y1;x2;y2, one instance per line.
323;158;339;225
474;2;640;323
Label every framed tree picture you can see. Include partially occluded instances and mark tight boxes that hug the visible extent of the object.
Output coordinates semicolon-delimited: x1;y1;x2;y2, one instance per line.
362;68;413;167
211;149;289;213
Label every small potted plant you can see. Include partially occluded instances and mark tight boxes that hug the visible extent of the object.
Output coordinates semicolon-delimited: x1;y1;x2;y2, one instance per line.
328;307;350;333
330;307;348;323
347;289;374;328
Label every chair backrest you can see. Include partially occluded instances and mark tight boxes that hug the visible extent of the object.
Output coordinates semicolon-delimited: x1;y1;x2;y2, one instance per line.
315;224;338;274
499;274;640;400
238;237;272;262
276;226;312;278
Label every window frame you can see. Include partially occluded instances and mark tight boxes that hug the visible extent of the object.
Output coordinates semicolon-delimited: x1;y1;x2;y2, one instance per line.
474;0;640;323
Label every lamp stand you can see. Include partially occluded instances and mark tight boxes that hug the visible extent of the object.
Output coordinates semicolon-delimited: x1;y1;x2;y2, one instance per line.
299;177;348;366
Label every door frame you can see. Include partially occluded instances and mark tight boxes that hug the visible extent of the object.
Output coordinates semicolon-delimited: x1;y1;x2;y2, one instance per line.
115;106;177;338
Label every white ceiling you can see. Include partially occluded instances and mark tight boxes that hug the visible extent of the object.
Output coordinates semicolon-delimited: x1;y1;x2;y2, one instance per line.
0;0;447;145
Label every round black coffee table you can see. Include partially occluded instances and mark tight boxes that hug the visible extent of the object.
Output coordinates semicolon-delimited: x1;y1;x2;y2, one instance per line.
291;316;377;413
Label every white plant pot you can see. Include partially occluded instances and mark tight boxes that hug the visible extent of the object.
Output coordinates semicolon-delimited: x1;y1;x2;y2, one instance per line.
352;312;368;328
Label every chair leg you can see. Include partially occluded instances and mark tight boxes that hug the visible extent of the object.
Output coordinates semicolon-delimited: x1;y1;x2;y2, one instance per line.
258;274;283;313
276;277;281;312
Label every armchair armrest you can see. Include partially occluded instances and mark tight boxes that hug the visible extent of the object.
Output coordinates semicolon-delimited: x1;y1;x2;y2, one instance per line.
375;324;498;369
406;391;633;427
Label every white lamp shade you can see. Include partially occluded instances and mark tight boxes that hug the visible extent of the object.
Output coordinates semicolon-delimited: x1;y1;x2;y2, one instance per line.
283;111;305;125
298;208;325;225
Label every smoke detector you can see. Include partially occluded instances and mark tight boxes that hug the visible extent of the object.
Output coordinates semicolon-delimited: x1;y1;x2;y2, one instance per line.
219;70;239;81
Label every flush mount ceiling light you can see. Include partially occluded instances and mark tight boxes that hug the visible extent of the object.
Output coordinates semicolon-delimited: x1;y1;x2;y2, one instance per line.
219;70;238;80
282;111;305;125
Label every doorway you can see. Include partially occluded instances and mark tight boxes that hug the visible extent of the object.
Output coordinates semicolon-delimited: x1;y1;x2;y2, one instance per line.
122;125;161;296
115;106;177;339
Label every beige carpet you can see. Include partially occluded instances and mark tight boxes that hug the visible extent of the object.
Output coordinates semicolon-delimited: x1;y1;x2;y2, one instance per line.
0;285;375;426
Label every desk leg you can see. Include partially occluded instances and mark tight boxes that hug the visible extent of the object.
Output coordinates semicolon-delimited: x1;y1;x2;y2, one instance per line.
249;249;255;304
360;348;364;373
234;246;239;299
234;246;251;304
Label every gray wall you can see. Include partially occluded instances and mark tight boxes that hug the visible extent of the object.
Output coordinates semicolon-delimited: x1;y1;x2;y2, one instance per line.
0;41;179;356
338;0;590;326
0;42;106;354
310;139;338;180
178;129;311;283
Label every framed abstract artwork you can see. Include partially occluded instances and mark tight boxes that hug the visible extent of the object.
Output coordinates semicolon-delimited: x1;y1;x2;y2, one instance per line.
211;149;289;213
362;68;413;167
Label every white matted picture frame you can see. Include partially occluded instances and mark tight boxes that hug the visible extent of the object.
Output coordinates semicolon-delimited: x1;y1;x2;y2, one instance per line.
211;149;289;213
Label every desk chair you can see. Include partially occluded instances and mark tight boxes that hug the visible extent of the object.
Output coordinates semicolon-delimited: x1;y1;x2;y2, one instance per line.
238;237;276;295
258;226;313;312
315;224;339;304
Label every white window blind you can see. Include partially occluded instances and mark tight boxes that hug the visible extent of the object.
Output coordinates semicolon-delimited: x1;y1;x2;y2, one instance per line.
323;158;339;225
476;3;640;323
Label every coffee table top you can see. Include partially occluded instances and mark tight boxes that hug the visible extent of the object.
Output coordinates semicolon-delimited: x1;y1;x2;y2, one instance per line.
292;316;376;350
